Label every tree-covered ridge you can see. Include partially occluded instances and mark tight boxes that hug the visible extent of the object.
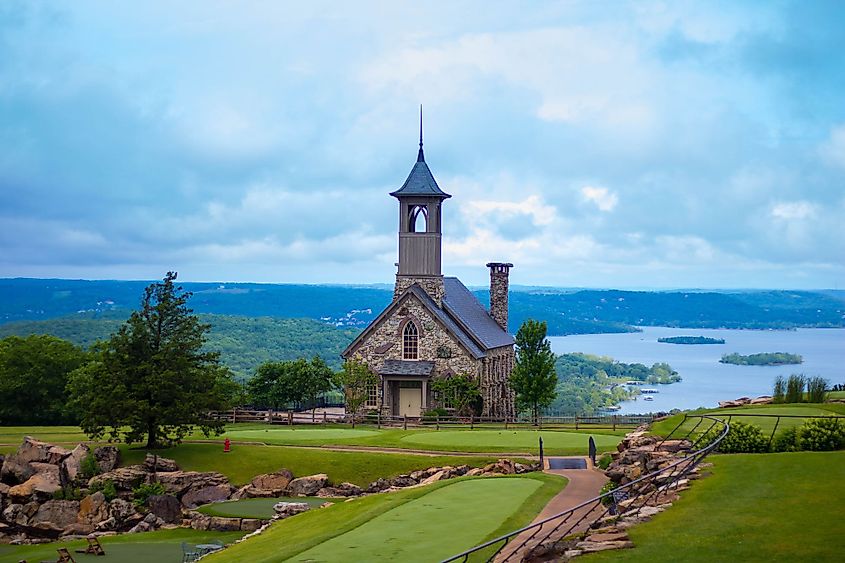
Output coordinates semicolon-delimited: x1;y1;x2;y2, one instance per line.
0;313;358;378
720;352;803;366
658;336;726;344
549;353;681;416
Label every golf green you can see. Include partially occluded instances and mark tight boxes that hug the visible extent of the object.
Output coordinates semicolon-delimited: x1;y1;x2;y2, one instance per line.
290;478;543;562
399;429;619;452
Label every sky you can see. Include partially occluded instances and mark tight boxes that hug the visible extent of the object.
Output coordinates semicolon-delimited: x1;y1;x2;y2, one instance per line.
1;1;843;290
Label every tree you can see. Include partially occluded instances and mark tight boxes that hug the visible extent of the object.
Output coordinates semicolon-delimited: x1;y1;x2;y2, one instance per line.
248;356;335;415
431;373;481;417
335;358;377;428
0;335;89;425
68;272;235;448
509;319;558;424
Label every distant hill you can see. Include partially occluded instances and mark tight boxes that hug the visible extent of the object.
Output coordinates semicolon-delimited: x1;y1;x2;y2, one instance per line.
1;279;843;336
0;313;358;379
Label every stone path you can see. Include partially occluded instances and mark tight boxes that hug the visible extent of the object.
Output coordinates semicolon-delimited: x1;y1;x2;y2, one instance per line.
496;457;608;562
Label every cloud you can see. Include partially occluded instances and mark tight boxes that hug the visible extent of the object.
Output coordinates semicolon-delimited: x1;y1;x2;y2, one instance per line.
820;124;845;170
770;201;817;221
580;186;619;212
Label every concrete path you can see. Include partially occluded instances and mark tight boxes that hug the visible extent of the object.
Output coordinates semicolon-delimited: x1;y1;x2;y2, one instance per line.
496;457;608;562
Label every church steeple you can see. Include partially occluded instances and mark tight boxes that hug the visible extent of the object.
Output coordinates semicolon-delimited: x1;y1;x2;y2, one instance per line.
392;109;449;303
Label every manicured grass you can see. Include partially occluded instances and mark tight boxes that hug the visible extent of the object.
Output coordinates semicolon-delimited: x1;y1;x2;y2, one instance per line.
197;497;337;518
0;528;244;563
120;443;521;486
829;390;845;399
222;425;622;455
584;451;845;562
205;473;565;563
652;403;845;437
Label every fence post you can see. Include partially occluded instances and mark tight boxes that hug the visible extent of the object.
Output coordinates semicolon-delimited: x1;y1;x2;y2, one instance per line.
575;416;579;431
613;415;617;431
377;410;381;429
288;410;293;425
504;416;508;430
436;415;440;431
470;415;474;430
539;437;544;469
403;415;407;430
323;411;327;425
232;408;236;424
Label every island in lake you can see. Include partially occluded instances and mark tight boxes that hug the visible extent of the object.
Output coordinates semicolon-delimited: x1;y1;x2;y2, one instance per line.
658;336;725;345
719;352;803;366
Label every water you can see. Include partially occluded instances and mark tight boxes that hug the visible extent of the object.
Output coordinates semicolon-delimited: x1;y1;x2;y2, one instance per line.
548;327;845;414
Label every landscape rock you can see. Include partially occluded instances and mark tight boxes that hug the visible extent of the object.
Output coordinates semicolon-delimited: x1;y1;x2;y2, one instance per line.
366;478;391;493
465;468;484;477
143;453;179;473
419;470;446;486
209;516;242;531
288;474;329;496
46;446;72;465
61;444;91;483
60;523;94;537
31;500;80;530
273;501;310;519
240;518;265;532
180;484;234;508
77;492;109;526
250;469;293;493
108;498;138;524
482;459;516;475
390;475;416;488
93;447;121;473
148;495;182;523
575;540;634;552
8;466;62;502
336;482;362;496
2;503;23;524
189;512;212;531
1;437;54;484
89;466;149;491
156;471;230;497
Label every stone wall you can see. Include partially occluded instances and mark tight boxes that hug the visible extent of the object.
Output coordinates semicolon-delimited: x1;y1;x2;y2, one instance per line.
481;345;515;418
486;263;512;331
393;275;444;305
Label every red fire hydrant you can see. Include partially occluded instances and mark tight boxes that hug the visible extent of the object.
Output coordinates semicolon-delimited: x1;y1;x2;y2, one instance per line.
223;438;231;453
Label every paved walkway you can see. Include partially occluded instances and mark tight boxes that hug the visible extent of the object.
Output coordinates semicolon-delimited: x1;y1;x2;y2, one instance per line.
496;457;608;561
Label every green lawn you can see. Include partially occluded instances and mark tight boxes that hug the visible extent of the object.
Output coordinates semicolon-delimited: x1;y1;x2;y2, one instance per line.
585;450;845;562
652;402;845;437
198;497;337;518
205;473;565;563
121;443;521;486
0;528;244;563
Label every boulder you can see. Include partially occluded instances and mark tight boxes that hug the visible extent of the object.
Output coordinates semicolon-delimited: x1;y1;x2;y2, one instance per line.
147;495;182;524
180;484;234;508
390;475;416;488
61;444;91;483
288;474;329;496
143;453;179;473
156;471;229;497
336;482;362;496
751;396;773;405
419;471;446;486
8;465;62;502
2;503;23;524
46;446;72;465
366;478;390;493
465;468;484;477
78;492;109;526
90;466;149;491
482;459;516;475
61;523;95;537
229;485;275;500
31;500;81;530
272;501;310;519
108;498;137;524
1;437;54;484
240;518;265;532
209;517;241;531
250;469;293;493
93;447;121;473
189;513;212;531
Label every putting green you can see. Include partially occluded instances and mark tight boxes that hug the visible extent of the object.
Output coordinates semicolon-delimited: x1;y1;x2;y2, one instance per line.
198;497;339;518
290;478;543;562
399;429;619;451
224;428;381;442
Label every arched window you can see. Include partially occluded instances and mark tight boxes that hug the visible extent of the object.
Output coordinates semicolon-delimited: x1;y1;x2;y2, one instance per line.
409;205;428;233
403;321;419;360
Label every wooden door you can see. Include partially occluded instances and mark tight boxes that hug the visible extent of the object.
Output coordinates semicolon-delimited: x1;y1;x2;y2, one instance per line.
399;387;422;417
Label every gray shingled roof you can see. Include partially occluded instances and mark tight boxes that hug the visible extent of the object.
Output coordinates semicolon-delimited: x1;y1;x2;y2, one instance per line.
379;360;436;376
442;277;515;349
389;159;451;199
407;286;485;358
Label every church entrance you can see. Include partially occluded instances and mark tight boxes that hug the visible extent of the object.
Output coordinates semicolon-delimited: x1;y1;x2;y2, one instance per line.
398;381;422;417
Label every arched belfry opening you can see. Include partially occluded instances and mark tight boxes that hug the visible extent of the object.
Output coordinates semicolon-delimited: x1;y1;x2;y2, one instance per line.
409;205;428;233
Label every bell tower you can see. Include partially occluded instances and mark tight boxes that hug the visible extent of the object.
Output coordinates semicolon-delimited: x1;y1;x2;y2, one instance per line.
391;107;451;304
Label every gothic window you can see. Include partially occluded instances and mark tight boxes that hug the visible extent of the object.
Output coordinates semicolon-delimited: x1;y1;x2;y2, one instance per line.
409;205;428;233
403;321;419;360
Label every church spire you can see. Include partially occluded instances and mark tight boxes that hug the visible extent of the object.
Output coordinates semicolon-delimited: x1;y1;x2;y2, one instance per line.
417;104;425;162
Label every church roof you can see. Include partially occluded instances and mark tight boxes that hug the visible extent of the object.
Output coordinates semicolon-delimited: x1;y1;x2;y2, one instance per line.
389;159;451;199
379;360;436;376
442;277;515;349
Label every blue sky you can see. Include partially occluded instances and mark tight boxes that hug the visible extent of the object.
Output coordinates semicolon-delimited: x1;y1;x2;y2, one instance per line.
1;1;843;289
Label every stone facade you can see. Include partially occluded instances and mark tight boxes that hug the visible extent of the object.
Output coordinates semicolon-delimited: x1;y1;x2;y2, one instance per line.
481;345;516;418
393;275;445;305
487;263;512;331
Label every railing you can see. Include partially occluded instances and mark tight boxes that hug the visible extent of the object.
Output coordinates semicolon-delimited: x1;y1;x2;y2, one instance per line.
442;414;729;562
207;409;654;430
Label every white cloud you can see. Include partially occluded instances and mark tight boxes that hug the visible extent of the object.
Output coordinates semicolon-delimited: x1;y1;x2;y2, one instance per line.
820;124;845;170
770;201;816;221
581;186;619;212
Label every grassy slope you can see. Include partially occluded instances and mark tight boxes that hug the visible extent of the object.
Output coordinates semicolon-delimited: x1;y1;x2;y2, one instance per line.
198;497;335;518
205;473;565;563
585;451;845;563
0;529;244;563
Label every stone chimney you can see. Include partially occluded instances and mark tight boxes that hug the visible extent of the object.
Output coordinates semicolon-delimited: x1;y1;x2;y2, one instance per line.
486;262;513;332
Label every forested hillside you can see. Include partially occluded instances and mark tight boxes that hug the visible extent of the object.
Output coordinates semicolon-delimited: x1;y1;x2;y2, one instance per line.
0;314;358;378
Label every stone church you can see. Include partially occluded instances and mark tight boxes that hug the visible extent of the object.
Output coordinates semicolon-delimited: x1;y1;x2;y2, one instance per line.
342;124;516;419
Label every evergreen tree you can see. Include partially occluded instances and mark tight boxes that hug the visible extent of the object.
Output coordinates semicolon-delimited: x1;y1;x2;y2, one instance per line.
510;319;558;424
68;272;235;448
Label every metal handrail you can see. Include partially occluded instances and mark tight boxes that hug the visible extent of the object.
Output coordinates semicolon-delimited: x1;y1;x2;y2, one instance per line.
442;414;730;563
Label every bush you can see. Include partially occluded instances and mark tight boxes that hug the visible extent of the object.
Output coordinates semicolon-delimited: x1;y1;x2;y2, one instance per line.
772;376;786;404
422;407;449;421
785;374;806;404
132;482;166;507
599;481;617;506
806;377;829;403
597;453;612;470
89;479;118;501
80;452;100;480
799;417;845;451
53;486;83;501
717;421;769;453
771;426;801;452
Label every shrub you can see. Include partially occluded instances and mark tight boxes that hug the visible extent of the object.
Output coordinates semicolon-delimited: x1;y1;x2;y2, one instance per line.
785;374;806;404
717;421;769;453
89;478;118;501
771;426;802;452
772;376;786;404
599;481;617;506
53;486;83;501
80;452;100;480
597;453;612;470
132;482;166;507
806;377;829;403
422;407;449;421
799;417;845;451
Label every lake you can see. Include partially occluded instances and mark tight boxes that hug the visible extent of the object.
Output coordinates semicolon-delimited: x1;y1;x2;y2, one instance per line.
548;327;845;414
